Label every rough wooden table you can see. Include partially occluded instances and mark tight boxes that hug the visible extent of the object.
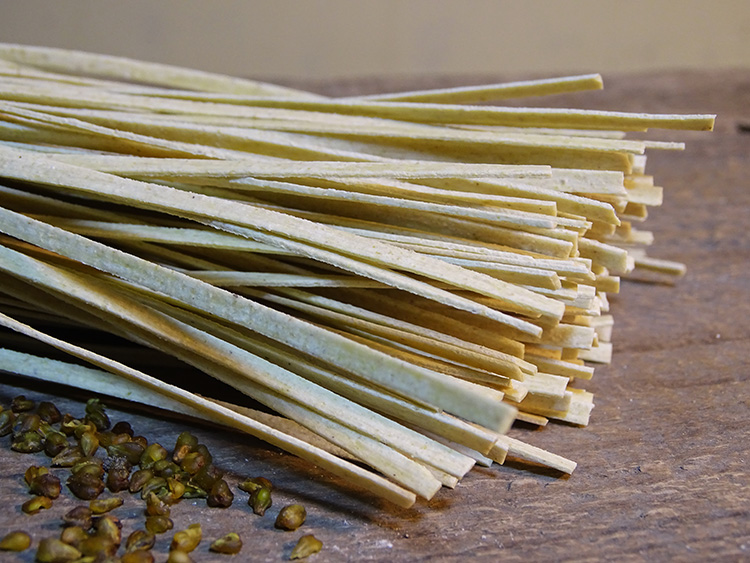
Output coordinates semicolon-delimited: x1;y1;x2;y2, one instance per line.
1;70;748;562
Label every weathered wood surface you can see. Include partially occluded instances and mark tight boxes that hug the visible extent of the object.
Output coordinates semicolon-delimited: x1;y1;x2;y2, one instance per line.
1;70;748;562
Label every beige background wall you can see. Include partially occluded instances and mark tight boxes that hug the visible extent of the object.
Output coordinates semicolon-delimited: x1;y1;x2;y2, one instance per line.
1;0;748;81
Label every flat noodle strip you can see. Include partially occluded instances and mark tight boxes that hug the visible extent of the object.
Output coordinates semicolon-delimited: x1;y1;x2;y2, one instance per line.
200;98;715;132
0;43;322;98
44;153;550;180
0;347;356;460
0;78;713;133
505;436;577;474
4;101;653;157
350;74;605;103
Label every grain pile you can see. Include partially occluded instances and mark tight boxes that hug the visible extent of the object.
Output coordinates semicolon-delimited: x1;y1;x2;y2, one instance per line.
0;44;714;507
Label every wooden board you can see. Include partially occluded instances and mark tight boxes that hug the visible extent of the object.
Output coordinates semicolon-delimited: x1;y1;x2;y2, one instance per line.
1;70;749;562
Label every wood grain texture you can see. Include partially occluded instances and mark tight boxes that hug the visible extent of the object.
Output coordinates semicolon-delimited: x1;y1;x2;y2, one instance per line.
1;70;748;562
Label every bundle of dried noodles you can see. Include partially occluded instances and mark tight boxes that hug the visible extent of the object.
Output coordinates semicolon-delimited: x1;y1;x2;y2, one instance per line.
0;44;714;507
